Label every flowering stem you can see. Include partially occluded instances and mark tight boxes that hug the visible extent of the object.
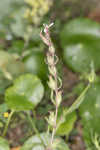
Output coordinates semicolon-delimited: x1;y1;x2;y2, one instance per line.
40;22;95;149
40;23;62;146
2;110;14;137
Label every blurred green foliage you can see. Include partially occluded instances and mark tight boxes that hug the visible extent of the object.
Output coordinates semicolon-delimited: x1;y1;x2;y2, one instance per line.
23;50;48;82
60;18;100;73
0;137;10;150
79;81;100;149
0;0;100;149
21;133;70;150
5;74;44;111
57;108;77;137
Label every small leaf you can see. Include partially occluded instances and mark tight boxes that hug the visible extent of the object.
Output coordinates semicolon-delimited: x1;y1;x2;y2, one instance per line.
56;108;77;136
57;84;90;129
0;137;10;150
5;74;44;110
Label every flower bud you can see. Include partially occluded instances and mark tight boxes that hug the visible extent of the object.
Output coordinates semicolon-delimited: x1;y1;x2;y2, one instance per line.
56;91;62;107
47;53;54;66
88;70;95;83
49;66;56;76
45;111;55;127
49;46;55;53
48;75;56;90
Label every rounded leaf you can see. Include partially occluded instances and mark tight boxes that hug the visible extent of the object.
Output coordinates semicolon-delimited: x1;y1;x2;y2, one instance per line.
0;137;10;150
79;82;100;146
0;50;25;77
21;133;70;150
60;18;100;47
5;74;44;110
23;51;48;81
60;18;100;72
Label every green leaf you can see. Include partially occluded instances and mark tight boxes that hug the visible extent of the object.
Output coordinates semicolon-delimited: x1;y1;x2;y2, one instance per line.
73;82;85;95
10;8;27;37
0;103;8;113
0;0;11;19
60;18;100;73
0;0;24;19
79;82;100;148
5;74;44;110
57;84;90;130
21;133;70;150
66;84;90;115
0;50;25;78
0;137;10;150
23;51;48;82
0;51;12;68
56;108;77;136
0;77;11;94
0;0;25;34
0;50;25;93
8;40;24;54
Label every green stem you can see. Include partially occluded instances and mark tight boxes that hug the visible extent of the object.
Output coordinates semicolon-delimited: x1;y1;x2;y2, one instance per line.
57;83;91;130
65;83;91;115
32;110;37;122
2;110;14;137
27;112;45;147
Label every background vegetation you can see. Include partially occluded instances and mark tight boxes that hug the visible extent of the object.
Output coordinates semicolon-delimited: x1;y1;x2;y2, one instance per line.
0;0;100;150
